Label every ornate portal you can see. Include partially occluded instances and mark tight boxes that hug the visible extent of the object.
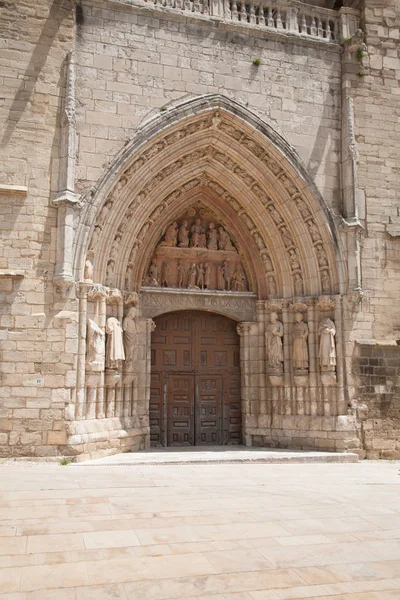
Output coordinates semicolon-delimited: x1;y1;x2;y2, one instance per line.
143;206;250;292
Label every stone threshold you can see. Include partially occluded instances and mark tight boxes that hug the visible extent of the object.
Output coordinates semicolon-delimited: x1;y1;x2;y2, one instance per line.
73;446;359;466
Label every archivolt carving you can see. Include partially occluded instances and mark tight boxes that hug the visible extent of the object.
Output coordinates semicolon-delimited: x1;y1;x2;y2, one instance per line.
85;108;338;297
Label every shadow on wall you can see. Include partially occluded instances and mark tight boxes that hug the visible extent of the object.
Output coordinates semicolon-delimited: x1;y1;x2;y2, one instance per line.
1;0;69;148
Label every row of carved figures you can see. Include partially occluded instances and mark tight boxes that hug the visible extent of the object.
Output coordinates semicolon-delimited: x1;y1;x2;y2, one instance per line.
161;219;236;251
86;307;138;372
266;312;336;373
145;259;248;292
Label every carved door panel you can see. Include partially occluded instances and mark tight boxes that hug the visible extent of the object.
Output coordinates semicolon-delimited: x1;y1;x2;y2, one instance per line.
149;371;164;446
151;311;241;447
195;375;222;445
167;374;194;446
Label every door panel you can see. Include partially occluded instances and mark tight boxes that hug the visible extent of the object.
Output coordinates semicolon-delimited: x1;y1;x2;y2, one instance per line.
195;375;222;445
151;311;242;446
167;374;194;446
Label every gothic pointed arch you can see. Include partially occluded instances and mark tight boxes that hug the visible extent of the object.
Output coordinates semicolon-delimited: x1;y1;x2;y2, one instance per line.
74;94;346;299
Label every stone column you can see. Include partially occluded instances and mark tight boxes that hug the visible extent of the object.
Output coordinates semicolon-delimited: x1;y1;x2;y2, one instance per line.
237;322;254;446
76;283;89;420
307;298;318;417
335;295;346;415
256;301;267;418
282;302;291;416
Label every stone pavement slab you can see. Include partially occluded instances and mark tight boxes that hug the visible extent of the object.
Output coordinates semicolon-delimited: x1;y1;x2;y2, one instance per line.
0;460;399;599
73;447;359;466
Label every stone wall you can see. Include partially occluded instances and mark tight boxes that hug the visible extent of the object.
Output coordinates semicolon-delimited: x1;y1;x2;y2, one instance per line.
353;342;400;458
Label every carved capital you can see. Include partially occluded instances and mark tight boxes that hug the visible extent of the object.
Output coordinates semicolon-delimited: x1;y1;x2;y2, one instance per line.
237;322;253;336
346;288;364;312
51;189;80;209
88;284;108;301
290;299;308;313
53;277;75;298
124;291;139;307
316;295;336;311
265;299;283;313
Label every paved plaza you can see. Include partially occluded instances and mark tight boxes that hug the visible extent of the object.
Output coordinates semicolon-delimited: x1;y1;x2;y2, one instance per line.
0;459;400;599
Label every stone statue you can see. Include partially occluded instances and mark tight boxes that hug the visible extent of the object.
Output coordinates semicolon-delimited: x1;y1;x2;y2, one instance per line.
178;220;189;248
86;319;105;372
297;199;311;218
147;260;160;286
317;245;328;267
268;274;277;297
319;318;336;370
292;312;309;371
98;201;112;226
204;263;211;290
207;222;219;250
231;270;247;292
190;218;206;248
84;259;93;282
106;317;125;369
294;272;303;295
265;312;283;371
262;253;273;272
188;263;198;289
223;260;231;291
105;260;114;286
268;206;283;225
177;260;187;288
281;228;294;248
289;249;300;271
197;263;205;289
161;222;178;247
90;225;101;250
110;234;122;261
123;307;138;366
321;270;330;292
218;227;234;251
161;261;171;287
308;220;321;242
217;264;224;291
125;262;135;290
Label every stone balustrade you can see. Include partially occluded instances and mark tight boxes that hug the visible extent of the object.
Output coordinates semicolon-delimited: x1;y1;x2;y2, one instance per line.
136;0;360;44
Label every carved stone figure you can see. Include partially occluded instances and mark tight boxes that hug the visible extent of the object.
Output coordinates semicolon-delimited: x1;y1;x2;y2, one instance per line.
207;222;219;250
84;259;93;282
308;220;321;242
197;263;205;289
231;269;247;292
262;253;273;272
281;227;294;248
188;263;198;289
297;199;311;218
106;260;114;286
268;274;277;297
161;222;178;247
190;218;206;248
218;227;234;251
106;317;125;369
265;312;284;371
217;264;224;291
123;307;138;366
177;260;187;288
289;249;300;271
86;319;105;372
90;225;101;250
147;260;160;286
110;234;122;261
223;260;231;291
292;312;309;371
204;263;211;289
125;262;135;290
319;318;336;370
317;245;328;267
161;261;171;287
98;201;112;226
178;220;189;247
321;270;330;293
268;206;283;225
294;272;304;295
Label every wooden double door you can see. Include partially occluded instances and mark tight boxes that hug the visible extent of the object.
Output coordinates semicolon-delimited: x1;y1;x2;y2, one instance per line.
150;311;242;447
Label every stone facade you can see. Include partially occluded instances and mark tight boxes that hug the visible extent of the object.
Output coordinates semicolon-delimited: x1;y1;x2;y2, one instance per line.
0;0;399;460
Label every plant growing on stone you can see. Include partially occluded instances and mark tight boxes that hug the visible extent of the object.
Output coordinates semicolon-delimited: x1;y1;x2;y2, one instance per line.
252;58;261;66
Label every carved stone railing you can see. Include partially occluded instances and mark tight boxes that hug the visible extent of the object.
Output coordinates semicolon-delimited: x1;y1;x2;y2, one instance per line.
135;0;360;44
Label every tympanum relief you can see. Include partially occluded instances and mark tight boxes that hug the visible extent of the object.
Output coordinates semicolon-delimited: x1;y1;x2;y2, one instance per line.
143;209;250;293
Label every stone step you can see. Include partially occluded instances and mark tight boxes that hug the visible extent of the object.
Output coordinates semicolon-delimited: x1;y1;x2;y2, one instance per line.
73;447;359;466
